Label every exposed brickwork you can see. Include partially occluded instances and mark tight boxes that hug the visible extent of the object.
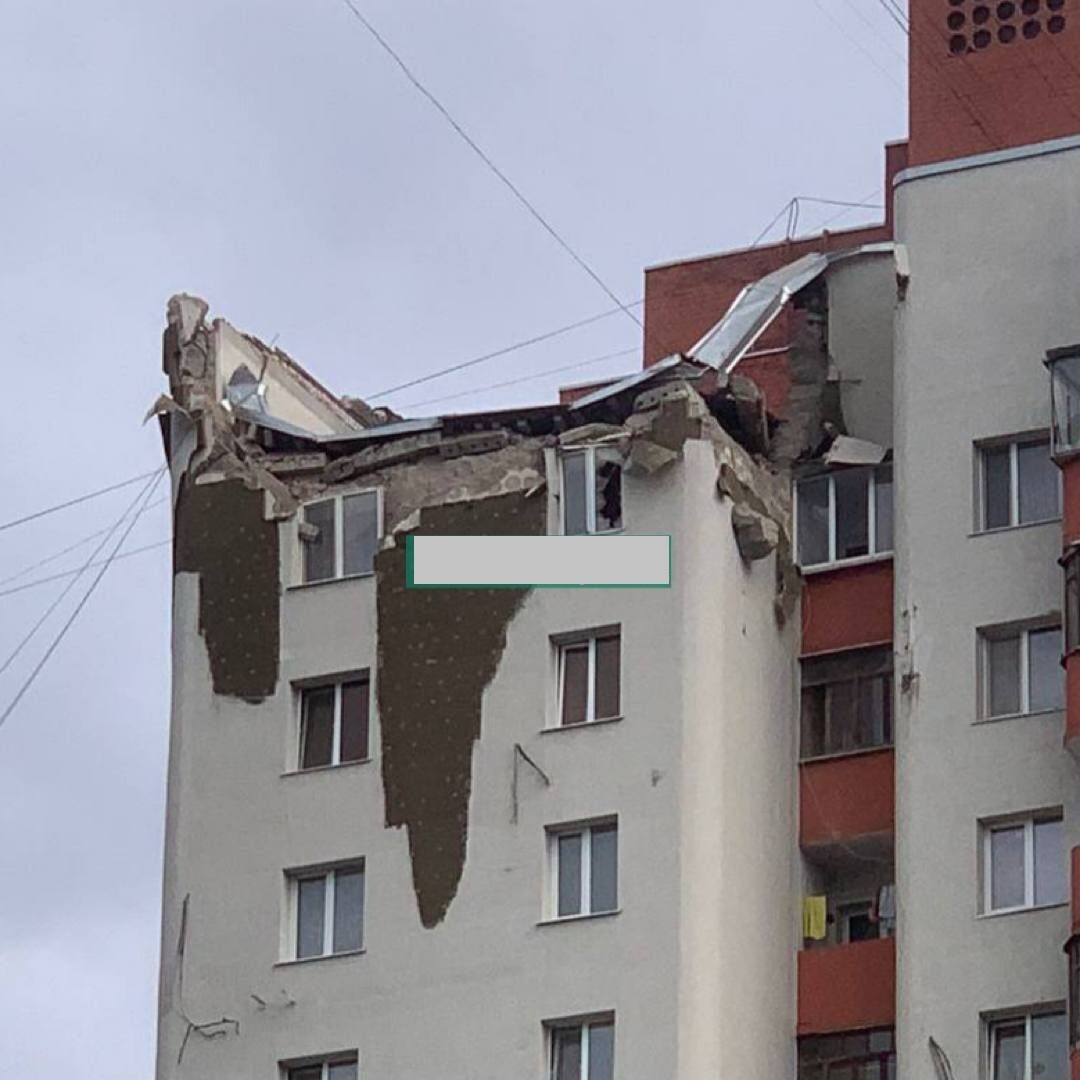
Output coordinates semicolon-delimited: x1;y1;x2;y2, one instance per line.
910;0;1080;166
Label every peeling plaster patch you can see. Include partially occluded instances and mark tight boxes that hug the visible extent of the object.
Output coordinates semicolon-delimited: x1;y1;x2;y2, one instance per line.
173;478;280;702
375;491;544;928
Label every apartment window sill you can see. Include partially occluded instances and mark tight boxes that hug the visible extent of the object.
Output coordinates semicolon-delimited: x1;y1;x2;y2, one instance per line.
969;517;1062;539
281;759;372;779
799;552;893;577
287;571;375;593
977;902;1068;921
274;949;366;968
973;707;1064;726
537;910;621;927
541;716;624;735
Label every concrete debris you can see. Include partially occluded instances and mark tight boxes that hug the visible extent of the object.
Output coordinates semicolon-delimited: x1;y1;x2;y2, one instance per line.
732;505;781;561
823;434;889;466
558;423;627;447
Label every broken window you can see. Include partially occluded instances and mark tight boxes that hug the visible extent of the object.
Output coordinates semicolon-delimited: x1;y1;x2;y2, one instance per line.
556;630;621;726
286;1058;358;1080
562;447;623;535
795;465;893;568
798;1028;895;1080
980;624;1063;718
301;490;381;583
978;436;1059;531
983;814;1065;913
800;646;893;759
987;1012;1066;1080
549;1017;615;1080
1049;350;1080;459
291;862;365;959
549;820;618;918
299;677;371;769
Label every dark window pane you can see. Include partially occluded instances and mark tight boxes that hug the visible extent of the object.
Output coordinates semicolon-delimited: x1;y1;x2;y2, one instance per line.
1067;555;1080;654
332;868;364;953
300;688;335;769
553;1027;582;1080
561;645;589;726
828;680;859;753
328;1062;359;1080
303;500;337;582
845;910;876;942
798;477;830;566
835;469;870;559
987;634;1021;717
340;680;370;763
588;1021;615;1080
557;833;583;917
859;674;891;748
289;1068;324;1080
594;635;621;720
1029;628;1064;713
1070;946;1080;1046
801;686;827;758
563;453;589;536
342;491;380;576
595;457;622;532
297;876;326;958
992;1021;1027;1080
1033;1013;1067;1080
590;825;618;913
1035;818;1066;906
1018;439;1059;524
874;466;894;553
990;825;1026;910
983;445;1012;529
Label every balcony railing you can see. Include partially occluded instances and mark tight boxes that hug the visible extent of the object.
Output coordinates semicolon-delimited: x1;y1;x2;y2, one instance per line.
800;747;895;851
798;937;896;1036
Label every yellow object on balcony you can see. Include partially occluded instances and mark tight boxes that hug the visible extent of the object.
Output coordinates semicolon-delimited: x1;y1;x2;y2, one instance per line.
803;895;827;940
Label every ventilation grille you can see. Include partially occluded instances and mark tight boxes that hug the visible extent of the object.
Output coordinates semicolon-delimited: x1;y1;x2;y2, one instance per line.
947;0;1067;54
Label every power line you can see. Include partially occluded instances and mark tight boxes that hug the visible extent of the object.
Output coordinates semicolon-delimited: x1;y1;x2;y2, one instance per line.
809;0;904;88
364;300;643;399
0;468;168;734
336;0;641;330
0;539;171;601
0;497;168;588
0;475;164;678
404;346;638;409
0;467;160;534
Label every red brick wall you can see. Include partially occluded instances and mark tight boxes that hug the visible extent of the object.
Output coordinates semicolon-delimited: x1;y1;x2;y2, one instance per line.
909;0;1080;167
797;937;896;1035
801;561;895;657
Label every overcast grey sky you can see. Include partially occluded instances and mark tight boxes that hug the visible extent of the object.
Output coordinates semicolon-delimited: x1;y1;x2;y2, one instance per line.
0;2;905;1075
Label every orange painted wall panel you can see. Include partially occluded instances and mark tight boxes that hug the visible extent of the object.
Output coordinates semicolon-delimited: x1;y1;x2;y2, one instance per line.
1063;463;1080;545
801;560;894;657
1067;655;1080;753
800;748;895;849
1071;845;1080;938
798;937;896;1035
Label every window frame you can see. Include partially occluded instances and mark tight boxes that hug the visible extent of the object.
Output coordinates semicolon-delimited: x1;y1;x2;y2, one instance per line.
982;813;1066;915
295;675;372;771
976;434;1060;533
286;861;366;961
282;1056;359;1080
298;488;383;585
552;628;622;729
794;464;893;570
546;1015;615;1080
986;1008;1067;1080
546;819;619;921
978;622;1063;720
560;446;623;536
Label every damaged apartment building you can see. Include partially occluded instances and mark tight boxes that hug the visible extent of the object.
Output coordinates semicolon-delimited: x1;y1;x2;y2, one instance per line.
156;2;1080;1079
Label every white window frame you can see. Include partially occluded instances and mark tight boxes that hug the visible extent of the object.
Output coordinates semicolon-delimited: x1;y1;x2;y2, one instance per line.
554;631;621;728
977;435;1060;532
283;1057;359;1080
297;677;371;770
288;862;365;960
979;623;1062;719
547;820;618;919
299;488;383;584
560;446;622;535
987;1009;1067;1080
982;815;1064;915
547;1016;615;1080
794;466;892;569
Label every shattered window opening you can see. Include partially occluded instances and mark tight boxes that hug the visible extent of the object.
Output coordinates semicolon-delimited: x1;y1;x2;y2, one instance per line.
548;1016;615;1080
980;624;1063;718
800;646;893;759
299;677;371;770
983;814;1066;914
290;862;366;960
300;489;382;584
562;447;623;535
795;465;893;568
549;820;619;919
978;435;1060;532
555;631;621;726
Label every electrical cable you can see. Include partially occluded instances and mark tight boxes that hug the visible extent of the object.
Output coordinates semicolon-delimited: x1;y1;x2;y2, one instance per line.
336;0;641;330
0;467;160;534
0;539;171;600
809;0;905;88
0;468;167;733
